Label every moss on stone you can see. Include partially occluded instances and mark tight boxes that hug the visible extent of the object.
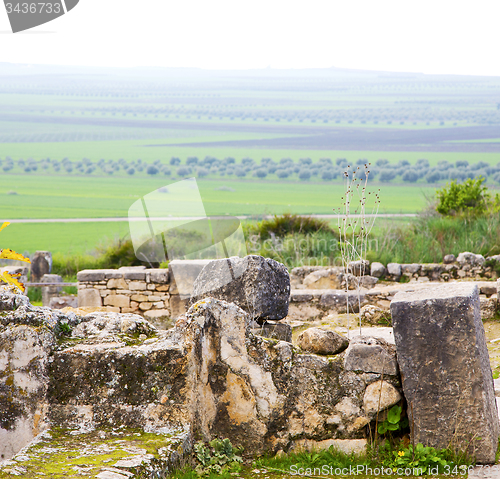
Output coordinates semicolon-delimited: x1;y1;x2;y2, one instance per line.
0;427;186;478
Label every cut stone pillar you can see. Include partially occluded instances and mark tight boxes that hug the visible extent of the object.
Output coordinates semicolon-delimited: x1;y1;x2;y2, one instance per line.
30;251;52;282
391;283;499;464
41;274;62;307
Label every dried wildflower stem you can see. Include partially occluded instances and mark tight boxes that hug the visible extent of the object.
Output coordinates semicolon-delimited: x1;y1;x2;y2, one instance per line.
336;164;380;337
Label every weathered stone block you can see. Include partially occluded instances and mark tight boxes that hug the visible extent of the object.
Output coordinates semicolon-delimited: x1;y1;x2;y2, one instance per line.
139;302;153;311
370;262;386;278
103;295;130;308
77;270;106;282
131;294;149;302
119;266;147;281
30;251;52;282
290;290;314;302
148;268;169;284
348;260;369;276
78;288;102;308
128;281;147;291
391;283;499;463
0;297;54;460
298;327;348;355
363;380;401;416
457;252;485;267
191;255;290;323
303;268;342;289
258;321;292;343
41;274;63;306
344;336;398;375
401;263;421;275
319;291;366;313
386;263;401;277
168;259;213;296
420;263;444;280
169;294;189;319
443;254;456;264
107;278;128;290
103;269;124;279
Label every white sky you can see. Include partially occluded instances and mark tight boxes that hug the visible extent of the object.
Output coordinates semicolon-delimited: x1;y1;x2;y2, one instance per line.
0;0;499;76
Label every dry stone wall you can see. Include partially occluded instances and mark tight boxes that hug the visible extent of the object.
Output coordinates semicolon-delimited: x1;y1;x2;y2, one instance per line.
77;266;170;326
291;251;499;289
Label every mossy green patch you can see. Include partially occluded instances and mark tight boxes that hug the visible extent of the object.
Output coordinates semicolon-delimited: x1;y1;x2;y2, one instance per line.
0;427;186;479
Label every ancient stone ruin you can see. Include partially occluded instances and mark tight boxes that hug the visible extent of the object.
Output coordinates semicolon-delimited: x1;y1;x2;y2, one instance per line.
391;283;499;464
1;253;499;476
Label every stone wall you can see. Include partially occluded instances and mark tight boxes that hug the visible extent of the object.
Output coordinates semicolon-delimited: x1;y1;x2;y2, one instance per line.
290;251;499;289
77;266;170;326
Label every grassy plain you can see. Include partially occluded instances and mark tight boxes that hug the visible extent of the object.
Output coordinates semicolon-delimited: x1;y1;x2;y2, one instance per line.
2;139;500;166
1;64;499;255
1;174;432;219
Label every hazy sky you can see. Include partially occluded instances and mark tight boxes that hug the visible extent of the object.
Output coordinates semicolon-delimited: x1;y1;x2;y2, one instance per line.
1;0;499;76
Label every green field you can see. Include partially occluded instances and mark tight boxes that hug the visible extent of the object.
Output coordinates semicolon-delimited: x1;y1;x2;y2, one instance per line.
1;64;499;256
1;174;432;218
2;139;499;166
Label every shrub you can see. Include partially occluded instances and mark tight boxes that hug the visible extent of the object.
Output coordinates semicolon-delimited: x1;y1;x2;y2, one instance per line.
170;157;181;166
255;168;268;178
298;169;311;181
416;158;430;168
436;177;497;217
402;169;419;183
146;165;159;175
276;169;289;179
379;169;396;182
321;169;335;180
197;167;209;177
177;167;190;177
246;213;334;240
425;170;441;183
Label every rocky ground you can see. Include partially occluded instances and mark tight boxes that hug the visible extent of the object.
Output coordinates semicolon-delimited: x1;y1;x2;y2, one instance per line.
2;278;500;478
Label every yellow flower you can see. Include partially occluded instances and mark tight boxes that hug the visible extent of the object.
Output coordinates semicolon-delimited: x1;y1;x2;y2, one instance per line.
398;451;405;457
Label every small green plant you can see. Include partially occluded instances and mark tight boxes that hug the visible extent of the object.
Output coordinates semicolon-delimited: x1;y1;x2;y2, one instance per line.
194;438;243;476
377;404;409;435
389;443;462;474
58;322;72;336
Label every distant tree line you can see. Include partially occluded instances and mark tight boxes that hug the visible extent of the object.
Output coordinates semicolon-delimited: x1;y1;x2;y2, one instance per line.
1;155;499;185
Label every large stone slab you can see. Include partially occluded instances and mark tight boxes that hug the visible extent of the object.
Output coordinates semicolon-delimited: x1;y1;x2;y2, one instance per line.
190;255;290;323
168;259;213;298
391;283;499;464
